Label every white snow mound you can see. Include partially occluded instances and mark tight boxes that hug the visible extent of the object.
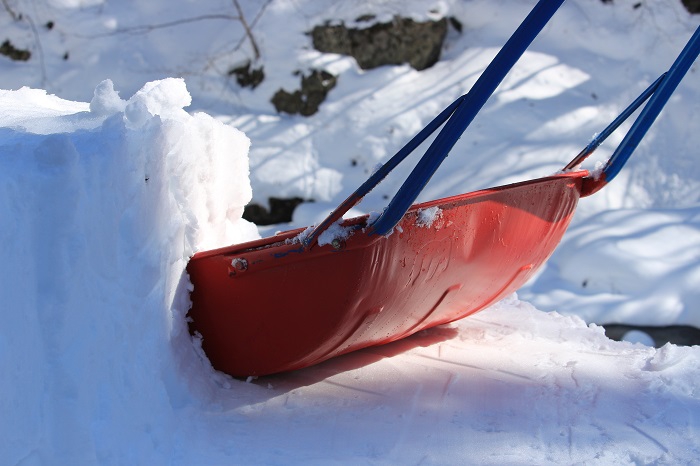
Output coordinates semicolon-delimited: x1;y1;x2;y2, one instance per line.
0;78;258;464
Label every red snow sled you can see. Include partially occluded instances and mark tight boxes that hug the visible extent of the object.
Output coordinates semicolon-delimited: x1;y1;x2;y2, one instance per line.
187;0;700;377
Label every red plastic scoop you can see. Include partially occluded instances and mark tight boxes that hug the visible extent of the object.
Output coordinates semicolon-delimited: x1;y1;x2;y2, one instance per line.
186;1;699;377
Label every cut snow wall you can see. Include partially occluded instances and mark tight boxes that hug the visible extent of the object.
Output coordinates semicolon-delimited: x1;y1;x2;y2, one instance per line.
0;78;258;464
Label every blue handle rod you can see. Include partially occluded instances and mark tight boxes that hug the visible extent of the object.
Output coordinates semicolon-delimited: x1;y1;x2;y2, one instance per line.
602;25;700;182
369;0;565;236
302;96;464;248
563;73;665;171
304;0;565;247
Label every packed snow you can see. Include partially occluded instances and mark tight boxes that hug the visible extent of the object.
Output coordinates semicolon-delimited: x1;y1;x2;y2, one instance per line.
1;0;700;464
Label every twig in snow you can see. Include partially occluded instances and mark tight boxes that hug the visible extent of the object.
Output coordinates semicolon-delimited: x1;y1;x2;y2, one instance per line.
2;0;19;21
232;0;260;60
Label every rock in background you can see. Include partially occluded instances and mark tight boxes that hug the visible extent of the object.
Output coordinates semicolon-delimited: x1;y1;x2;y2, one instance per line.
310;16;448;71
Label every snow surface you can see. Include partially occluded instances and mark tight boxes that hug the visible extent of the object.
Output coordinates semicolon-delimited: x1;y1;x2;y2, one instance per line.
1;0;700;464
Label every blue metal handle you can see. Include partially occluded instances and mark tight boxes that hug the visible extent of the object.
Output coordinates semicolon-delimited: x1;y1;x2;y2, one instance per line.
369;0;565;237
563;74;665;171
302;96;464;248
304;0;565;247
602;25;700;183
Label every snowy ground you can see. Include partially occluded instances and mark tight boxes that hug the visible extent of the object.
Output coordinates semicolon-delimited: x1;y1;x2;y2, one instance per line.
1;0;700;464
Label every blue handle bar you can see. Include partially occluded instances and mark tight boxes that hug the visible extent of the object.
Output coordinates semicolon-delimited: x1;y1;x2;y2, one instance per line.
304;7;700;248
304;0;566;247
563;74;665;171
602;25;700;183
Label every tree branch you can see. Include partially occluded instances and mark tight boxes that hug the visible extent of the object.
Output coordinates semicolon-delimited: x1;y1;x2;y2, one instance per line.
79;14;240;38
232;0;260;60
1;0;20;21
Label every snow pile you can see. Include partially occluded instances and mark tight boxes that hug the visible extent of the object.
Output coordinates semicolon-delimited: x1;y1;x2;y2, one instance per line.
0;79;257;464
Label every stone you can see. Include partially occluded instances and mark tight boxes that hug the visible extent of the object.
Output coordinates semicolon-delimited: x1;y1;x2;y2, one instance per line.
682;0;700;13
0;39;30;61
271;70;337;116
243;197;307;225
229;60;265;89
310;16;448;71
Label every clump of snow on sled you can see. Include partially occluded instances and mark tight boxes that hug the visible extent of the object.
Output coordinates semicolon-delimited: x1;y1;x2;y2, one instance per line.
416;206;443;228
